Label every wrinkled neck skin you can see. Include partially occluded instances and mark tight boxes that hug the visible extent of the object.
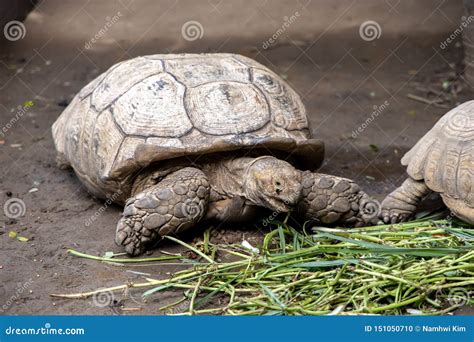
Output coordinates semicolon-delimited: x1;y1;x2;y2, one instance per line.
131;157;281;204
201;157;255;201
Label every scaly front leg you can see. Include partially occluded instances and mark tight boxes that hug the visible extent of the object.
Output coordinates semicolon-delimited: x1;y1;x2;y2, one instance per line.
115;167;210;256
380;177;431;224
298;172;377;226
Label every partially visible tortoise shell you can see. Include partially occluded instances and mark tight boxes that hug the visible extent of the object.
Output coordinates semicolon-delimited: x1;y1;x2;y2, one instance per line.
401;100;474;206
52;53;324;201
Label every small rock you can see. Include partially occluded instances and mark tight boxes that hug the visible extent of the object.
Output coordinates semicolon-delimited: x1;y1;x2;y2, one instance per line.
369;144;379;153
57;99;69;107
28;187;39;193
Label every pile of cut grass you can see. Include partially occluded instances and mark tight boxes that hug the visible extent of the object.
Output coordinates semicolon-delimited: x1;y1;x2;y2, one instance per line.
52;213;474;315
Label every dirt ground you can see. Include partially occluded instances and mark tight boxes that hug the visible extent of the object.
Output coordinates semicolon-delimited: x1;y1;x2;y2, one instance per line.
0;0;472;315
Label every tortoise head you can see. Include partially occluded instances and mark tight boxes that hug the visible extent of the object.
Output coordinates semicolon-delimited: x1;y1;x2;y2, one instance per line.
243;156;302;213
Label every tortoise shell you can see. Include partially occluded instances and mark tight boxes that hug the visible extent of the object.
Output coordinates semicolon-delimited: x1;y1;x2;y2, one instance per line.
401;100;474;206
52;54;324;200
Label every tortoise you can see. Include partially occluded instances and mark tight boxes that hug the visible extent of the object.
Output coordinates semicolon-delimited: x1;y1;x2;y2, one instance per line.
52;53;375;256
381;101;474;224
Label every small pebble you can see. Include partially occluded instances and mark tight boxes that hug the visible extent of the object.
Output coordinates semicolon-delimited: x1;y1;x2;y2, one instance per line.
29;188;39;193
57;99;69;107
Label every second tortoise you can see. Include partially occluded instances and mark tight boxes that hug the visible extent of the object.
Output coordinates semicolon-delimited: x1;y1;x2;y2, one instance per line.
381;101;474;225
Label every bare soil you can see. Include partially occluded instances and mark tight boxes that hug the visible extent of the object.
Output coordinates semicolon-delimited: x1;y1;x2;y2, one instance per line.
0;0;472;315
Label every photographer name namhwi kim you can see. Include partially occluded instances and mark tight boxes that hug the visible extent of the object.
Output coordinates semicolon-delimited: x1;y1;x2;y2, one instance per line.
422;325;466;332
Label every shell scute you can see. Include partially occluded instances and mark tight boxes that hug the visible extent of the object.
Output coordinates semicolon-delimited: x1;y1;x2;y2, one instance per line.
403;101;474;205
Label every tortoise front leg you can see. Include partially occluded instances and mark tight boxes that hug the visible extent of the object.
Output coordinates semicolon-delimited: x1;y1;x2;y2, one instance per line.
380;177;431;224
115;167;210;256
298;172;375;226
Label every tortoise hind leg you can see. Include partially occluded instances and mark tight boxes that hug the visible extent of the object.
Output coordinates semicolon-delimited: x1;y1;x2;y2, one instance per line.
115;167;210;256
56;152;71;170
380;178;431;224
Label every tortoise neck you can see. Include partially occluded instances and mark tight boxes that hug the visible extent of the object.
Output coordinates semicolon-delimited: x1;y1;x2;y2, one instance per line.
201;157;258;200
130;156;272;201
